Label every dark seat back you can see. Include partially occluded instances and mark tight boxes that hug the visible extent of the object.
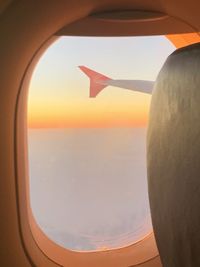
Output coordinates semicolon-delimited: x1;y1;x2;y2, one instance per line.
147;42;200;267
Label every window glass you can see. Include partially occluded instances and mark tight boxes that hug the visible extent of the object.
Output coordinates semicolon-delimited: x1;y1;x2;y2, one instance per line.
28;36;175;251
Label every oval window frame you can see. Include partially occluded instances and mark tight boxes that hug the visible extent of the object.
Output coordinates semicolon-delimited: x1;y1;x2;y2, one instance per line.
15;13;200;267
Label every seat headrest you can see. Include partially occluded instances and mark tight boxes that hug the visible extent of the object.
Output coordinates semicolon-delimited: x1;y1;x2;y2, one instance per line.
147;42;200;267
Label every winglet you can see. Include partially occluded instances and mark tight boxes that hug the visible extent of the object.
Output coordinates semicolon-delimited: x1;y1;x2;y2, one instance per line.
79;66;111;97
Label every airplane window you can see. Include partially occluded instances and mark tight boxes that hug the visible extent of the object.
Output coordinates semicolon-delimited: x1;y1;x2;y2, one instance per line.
28;36;175;252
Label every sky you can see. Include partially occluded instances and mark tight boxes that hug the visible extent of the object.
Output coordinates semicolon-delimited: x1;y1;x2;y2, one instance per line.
28;36;175;128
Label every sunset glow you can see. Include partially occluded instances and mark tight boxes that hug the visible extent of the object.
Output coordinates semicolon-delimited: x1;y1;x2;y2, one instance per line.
28;35;176;252
28;36;175;128
28;90;151;128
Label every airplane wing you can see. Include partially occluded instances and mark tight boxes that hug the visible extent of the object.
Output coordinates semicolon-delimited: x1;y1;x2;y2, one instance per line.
105;79;154;94
79;66;154;97
78;66;111;97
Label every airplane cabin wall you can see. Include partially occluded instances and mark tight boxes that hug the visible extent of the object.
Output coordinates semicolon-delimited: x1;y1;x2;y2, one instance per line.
0;0;200;266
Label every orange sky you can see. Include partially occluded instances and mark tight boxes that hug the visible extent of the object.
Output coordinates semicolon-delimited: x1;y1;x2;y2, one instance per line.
28;88;151;128
28;36;175;128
